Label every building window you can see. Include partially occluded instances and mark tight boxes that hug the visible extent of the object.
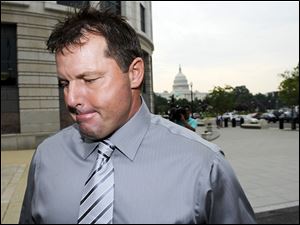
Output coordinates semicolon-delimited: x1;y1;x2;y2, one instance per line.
1;23;20;134
57;1;89;8
1;24;17;86
140;3;146;32
101;1;121;15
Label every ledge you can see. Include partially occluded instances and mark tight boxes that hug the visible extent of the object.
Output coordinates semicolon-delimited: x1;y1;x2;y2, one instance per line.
1;132;56;150
1;1;30;7
241;123;262;129
201;130;220;141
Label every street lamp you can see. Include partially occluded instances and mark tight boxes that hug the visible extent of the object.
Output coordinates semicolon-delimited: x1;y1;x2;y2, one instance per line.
190;82;193;115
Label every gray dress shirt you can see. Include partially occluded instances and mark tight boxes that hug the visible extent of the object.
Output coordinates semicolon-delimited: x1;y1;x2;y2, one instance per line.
19;100;256;224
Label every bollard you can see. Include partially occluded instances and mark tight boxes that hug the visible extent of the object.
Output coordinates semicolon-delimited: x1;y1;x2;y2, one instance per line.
224;118;228;127
232;118;236;127
279;118;284;129
240;117;244;127
291;118;296;130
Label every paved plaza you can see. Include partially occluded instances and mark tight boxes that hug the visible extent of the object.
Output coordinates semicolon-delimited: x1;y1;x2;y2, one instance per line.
209;125;299;213
1;124;299;223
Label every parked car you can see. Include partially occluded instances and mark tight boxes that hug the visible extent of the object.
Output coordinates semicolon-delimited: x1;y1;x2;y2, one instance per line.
232;114;242;122
222;112;234;121
222;112;240;122
243;114;259;124
260;113;277;123
279;111;293;122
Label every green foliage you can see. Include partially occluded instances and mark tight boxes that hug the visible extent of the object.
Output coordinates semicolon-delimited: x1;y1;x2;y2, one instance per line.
205;85;234;114
232;86;254;111
204;85;282;114
278;64;299;107
253;93;268;112
153;94;169;115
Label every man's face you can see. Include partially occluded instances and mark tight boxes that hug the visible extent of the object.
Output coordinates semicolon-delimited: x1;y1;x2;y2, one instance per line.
184;108;190;120
56;34;134;140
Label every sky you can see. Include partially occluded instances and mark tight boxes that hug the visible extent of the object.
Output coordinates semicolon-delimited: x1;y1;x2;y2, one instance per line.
151;1;299;94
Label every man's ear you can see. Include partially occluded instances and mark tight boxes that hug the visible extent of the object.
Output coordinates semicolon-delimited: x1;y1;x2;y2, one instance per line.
128;57;144;89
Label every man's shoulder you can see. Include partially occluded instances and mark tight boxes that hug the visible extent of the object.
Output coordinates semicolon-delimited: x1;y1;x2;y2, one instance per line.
38;124;79;149
149;114;220;153
147;114;224;171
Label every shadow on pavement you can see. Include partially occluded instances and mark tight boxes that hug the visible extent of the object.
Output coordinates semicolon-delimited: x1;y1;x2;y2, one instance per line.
255;206;299;224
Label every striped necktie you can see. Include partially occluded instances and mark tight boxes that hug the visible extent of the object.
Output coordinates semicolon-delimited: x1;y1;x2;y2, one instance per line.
78;140;115;224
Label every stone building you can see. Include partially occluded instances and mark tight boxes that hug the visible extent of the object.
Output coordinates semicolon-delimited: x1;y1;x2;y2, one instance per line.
157;65;207;101
172;65;191;100
1;1;154;150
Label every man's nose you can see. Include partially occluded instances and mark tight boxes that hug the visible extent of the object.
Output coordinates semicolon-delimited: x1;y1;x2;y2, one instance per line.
65;81;83;109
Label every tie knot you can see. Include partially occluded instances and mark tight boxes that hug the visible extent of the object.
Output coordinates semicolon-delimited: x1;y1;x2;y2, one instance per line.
97;140;116;159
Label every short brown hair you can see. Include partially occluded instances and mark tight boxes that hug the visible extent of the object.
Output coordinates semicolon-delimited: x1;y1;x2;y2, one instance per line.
47;7;143;72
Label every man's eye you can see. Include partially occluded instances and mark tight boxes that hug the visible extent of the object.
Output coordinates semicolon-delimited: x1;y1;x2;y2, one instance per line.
59;80;69;87
84;78;99;83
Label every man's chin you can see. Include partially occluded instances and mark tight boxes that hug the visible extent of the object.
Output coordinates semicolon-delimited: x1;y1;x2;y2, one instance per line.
77;123;99;140
79;129;102;141
78;124;111;141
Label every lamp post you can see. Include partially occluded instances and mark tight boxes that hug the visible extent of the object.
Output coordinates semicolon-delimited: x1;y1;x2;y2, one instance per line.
190;82;193;115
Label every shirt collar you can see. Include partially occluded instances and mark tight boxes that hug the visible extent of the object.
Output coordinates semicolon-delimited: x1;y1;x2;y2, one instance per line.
109;97;151;161
78;97;151;160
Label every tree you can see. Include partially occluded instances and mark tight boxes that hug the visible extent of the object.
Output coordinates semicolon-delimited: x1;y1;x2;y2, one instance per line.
205;85;234;114
232;86;253;111
253;93;268;112
153;94;169;115
278;64;299;107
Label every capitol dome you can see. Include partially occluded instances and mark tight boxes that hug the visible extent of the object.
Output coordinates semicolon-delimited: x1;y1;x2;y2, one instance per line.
173;65;190;93
156;65;208;101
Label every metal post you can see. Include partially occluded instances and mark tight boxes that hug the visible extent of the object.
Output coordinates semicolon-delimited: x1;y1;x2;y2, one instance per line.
190;82;193;115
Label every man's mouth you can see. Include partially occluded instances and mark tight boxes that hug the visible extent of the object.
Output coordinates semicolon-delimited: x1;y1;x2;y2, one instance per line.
75;111;97;122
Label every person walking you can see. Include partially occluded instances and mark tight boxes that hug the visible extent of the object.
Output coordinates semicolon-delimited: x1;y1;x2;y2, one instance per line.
19;6;255;224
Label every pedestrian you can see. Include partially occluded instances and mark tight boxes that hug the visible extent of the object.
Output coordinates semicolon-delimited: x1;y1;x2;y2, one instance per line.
183;105;198;131
172;105;197;132
216;115;220;128
216;114;223;128
19;6;256;224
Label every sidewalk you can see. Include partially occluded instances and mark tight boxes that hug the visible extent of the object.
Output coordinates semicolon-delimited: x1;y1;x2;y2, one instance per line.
1;126;299;223
206;126;299;214
1;150;34;224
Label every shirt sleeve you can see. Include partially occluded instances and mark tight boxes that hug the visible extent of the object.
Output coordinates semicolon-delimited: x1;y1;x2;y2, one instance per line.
191;119;198;129
195;154;257;224
188;118;198;129
19;150;39;224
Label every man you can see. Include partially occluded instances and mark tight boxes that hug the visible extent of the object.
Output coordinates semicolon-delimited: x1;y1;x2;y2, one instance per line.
169;106;197;132
182;105;198;131
19;7;256;224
